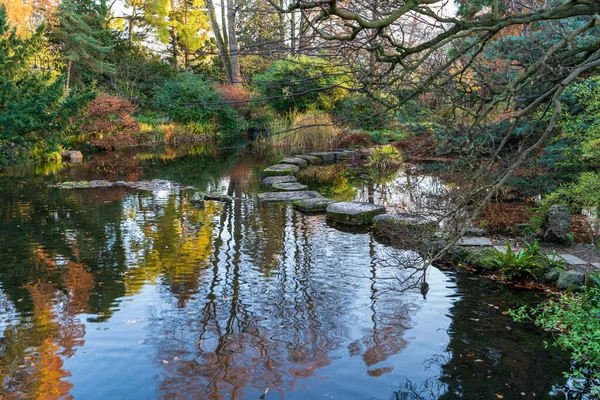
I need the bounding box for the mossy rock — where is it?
[262,176,297,187]
[544,267,565,284]
[204,193,233,203]
[272,182,308,192]
[190,192,205,208]
[296,155,322,165]
[326,202,386,225]
[258,191,323,202]
[263,164,300,176]
[373,213,439,240]
[293,198,338,213]
[280,157,308,168]
[556,270,585,290]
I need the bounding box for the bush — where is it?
[367,145,403,176]
[74,93,140,151]
[473,240,560,280]
[154,72,243,134]
[332,131,374,149]
[253,56,348,114]
[511,285,600,395]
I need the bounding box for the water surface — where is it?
[0,148,577,399]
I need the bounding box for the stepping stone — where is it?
[280,157,308,168]
[326,202,386,225]
[190,192,205,209]
[464,226,486,237]
[458,237,493,247]
[295,154,322,165]
[373,213,439,239]
[258,191,323,202]
[591,263,600,269]
[309,152,336,163]
[293,198,338,213]
[262,176,297,187]
[204,193,233,203]
[558,254,588,265]
[263,164,300,176]
[272,182,308,192]
[493,245,522,254]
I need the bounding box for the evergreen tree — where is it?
[0,6,95,164]
[50,0,114,89]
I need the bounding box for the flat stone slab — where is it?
[558,254,588,265]
[49,179,194,191]
[262,176,297,187]
[263,164,300,176]
[458,237,493,247]
[293,198,338,213]
[295,154,322,165]
[272,182,308,192]
[258,191,323,202]
[373,213,439,237]
[326,202,386,225]
[493,245,522,254]
[279,157,308,168]
[204,193,234,203]
[591,263,600,269]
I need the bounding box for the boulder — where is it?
[60,150,83,162]
[190,192,205,208]
[279,157,308,168]
[373,213,439,241]
[204,193,234,203]
[293,198,338,213]
[295,155,322,165]
[308,152,336,163]
[326,202,386,225]
[556,270,585,290]
[258,191,323,202]
[263,164,300,176]
[262,176,297,187]
[543,267,565,283]
[272,182,308,192]
[542,204,571,243]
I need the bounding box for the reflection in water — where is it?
[0,149,579,399]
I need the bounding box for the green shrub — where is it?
[367,145,403,176]
[153,72,243,134]
[511,285,600,395]
[253,56,348,114]
[366,129,410,144]
[476,240,549,280]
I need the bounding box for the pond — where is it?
[0,147,581,399]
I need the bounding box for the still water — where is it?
[0,148,577,399]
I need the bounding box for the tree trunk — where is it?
[298,11,308,54]
[66,59,72,91]
[278,0,285,44]
[226,0,242,85]
[206,0,233,82]
[128,5,136,44]
[290,9,296,55]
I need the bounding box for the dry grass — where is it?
[270,112,341,152]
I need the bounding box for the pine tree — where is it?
[0,6,95,164]
[50,0,114,89]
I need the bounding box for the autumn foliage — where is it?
[76,93,140,151]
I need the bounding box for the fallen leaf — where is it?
[494,395,504,399]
